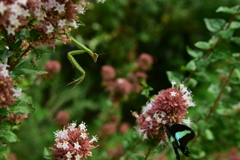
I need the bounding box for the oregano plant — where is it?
[0,0,104,159]
[1,1,240,160]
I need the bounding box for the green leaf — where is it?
[186,60,197,71]
[127,154,145,160]
[230,61,240,69]
[207,84,220,96]
[211,46,232,60]
[196,59,209,71]
[231,68,240,84]
[0,129,18,143]
[229,21,240,29]
[194,41,211,50]
[204,18,226,32]
[166,71,183,84]
[0,108,9,117]
[191,150,206,159]
[186,46,203,58]
[0,47,14,59]
[32,48,43,60]
[9,99,35,115]
[195,72,210,82]
[205,129,214,140]
[185,78,197,88]
[12,59,47,75]
[231,37,240,45]
[43,148,52,159]
[141,86,153,98]
[216,5,240,14]
[216,29,234,40]
[11,40,22,49]
[30,29,41,41]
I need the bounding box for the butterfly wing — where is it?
[170,124,195,156]
[165,125,181,160]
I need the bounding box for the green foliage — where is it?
[0,0,239,160]
[12,59,47,75]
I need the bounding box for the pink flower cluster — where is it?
[98,114,130,139]
[0,64,28,124]
[52,122,98,160]
[101,53,153,102]
[0,64,21,108]
[0,0,103,47]
[55,110,70,128]
[133,82,195,142]
[7,113,28,124]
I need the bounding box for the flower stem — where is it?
[8,45,31,71]
[184,6,240,84]
[144,146,152,160]
[206,67,235,121]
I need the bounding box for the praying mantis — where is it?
[66,32,98,89]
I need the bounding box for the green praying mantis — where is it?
[66,32,98,89]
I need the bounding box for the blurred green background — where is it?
[11,0,240,159]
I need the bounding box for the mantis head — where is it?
[92,53,98,62]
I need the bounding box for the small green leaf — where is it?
[195,72,210,82]
[230,61,240,69]
[166,71,183,84]
[32,48,43,60]
[196,59,209,71]
[185,78,197,88]
[231,68,240,84]
[216,29,234,40]
[211,46,232,60]
[0,108,9,117]
[0,129,18,143]
[232,53,240,57]
[9,99,35,115]
[231,37,240,45]
[204,18,226,32]
[127,154,145,160]
[30,29,41,41]
[186,46,203,58]
[0,47,14,59]
[12,59,47,75]
[141,86,153,98]
[229,21,240,29]
[11,40,22,49]
[216,5,240,14]
[191,150,206,159]
[43,148,52,159]
[205,129,214,140]
[208,84,220,95]
[194,41,211,50]
[186,60,197,71]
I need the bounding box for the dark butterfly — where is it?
[165,124,195,160]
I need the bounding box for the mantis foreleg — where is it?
[67,50,86,86]
[66,32,98,88]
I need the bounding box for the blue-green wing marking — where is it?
[171,124,195,147]
[170,136,175,143]
[175,130,192,146]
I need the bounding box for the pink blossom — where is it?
[45,60,61,74]
[101,65,116,80]
[137,53,153,71]
[55,111,70,128]
[7,113,28,124]
[52,122,98,160]
[134,82,195,142]
[0,65,16,108]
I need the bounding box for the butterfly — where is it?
[165,124,195,160]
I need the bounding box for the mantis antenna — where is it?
[66,31,98,89]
